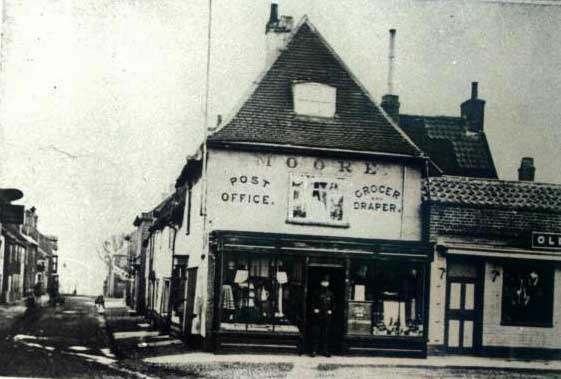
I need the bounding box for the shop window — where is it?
[220,253,304,333]
[287,174,348,227]
[501,263,554,327]
[347,260,426,337]
[293,82,336,118]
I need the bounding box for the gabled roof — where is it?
[424,176,561,213]
[400,115,497,178]
[209,19,423,158]
[2,224,27,246]
[37,232,56,257]
[149,186,187,232]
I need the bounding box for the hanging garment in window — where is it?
[221,284,236,311]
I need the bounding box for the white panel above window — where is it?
[293,82,336,118]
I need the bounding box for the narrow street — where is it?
[0,295,139,379]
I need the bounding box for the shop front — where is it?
[211,231,432,357]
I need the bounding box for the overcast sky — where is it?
[1,0,560,295]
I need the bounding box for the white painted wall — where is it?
[150,227,174,314]
[428,250,447,347]
[184,148,425,338]
[206,149,423,240]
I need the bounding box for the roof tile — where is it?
[209,21,421,157]
[424,176,561,213]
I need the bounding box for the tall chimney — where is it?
[265,2,293,67]
[266,3,279,33]
[461,81,486,132]
[381,29,400,123]
[471,82,478,100]
[518,157,535,181]
[387,28,396,95]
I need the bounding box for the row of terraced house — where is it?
[122,5,561,359]
[0,192,59,304]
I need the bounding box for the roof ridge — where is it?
[210,17,424,158]
[402,114,464,121]
[302,20,425,157]
[430,175,561,188]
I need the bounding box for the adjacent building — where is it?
[424,160,561,358]
[0,206,58,303]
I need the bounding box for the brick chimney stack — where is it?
[265,2,293,67]
[461,82,486,132]
[381,29,400,123]
[518,157,535,181]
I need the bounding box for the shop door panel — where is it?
[446,278,480,353]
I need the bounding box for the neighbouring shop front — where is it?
[425,175,561,359]
[211,231,433,357]
[437,238,561,358]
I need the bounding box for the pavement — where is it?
[103,299,189,360]
[2,296,560,378]
[102,302,561,378]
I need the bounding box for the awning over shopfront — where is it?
[438,240,561,262]
[211,230,434,261]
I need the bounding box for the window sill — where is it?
[292,112,339,123]
[500,322,553,328]
[286,219,349,229]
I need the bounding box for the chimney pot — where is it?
[266,3,279,33]
[461,82,485,132]
[264,3,292,67]
[381,29,399,122]
[471,82,478,100]
[518,157,535,181]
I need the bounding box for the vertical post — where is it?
[342,257,350,353]
[387,29,396,95]
[200,0,213,216]
[301,256,309,354]
[423,262,431,357]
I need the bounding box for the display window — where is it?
[347,260,426,337]
[501,263,554,327]
[220,253,305,333]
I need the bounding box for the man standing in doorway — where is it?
[310,275,335,357]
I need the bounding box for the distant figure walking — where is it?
[47,277,60,307]
[33,280,43,307]
[95,295,105,312]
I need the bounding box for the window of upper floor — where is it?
[292,82,336,118]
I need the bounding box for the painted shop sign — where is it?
[257,154,379,175]
[352,184,402,213]
[220,175,275,206]
[532,232,561,250]
[207,151,417,238]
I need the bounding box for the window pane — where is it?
[449,283,461,310]
[348,260,425,337]
[448,320,460,347]
[293,82,336,118]
[463,320,473,348]
[501,263,553,326]
[220,253,303,333]
[465,283,475,311]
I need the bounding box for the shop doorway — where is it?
[445,260,483,354]
[305,265,346,354]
